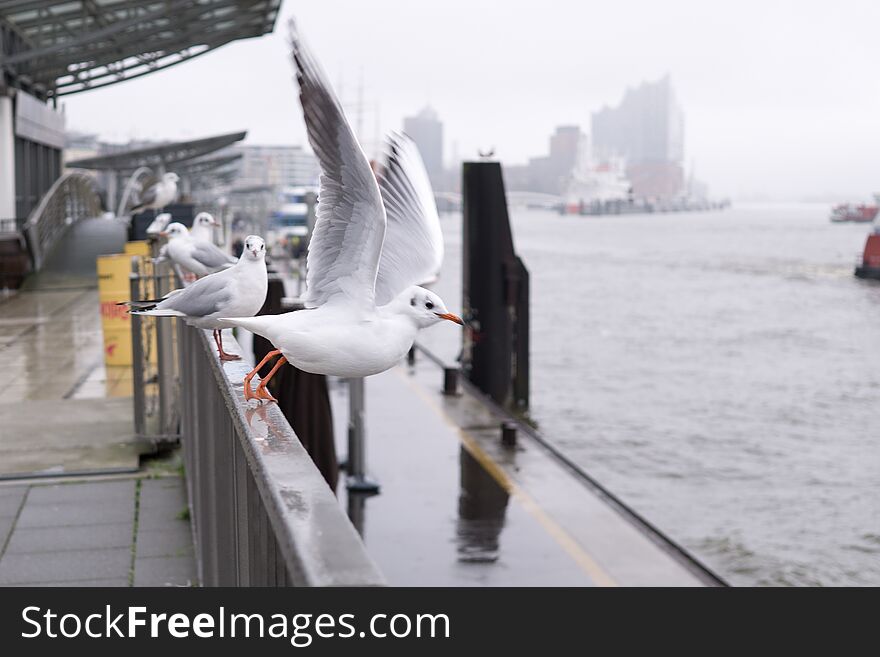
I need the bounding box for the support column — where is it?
[0,93,16,221]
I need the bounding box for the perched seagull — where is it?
[189,212,221,242]
[145,212,172,237]
[130,172,179,215]
[121,235,268,361]
[221,20,461,403]
[160,222,236,278]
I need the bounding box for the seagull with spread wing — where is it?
[221,20,460,403]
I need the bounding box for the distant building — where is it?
[231,144,318,188]
[592,76,685,199]
[517,125,588,195]
[403,106,444,187]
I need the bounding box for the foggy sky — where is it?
[62,0,880,200]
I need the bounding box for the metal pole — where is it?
[154,261,175,436]
[346,377,379,493]
[129,257,146,438]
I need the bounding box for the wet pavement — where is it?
[0,476,195,586]
[0,287,148,477]
[329,353,707,586]
[0,230,197,586]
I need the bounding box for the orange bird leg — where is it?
[254,356,287,403]
[215,329,241,361]
[243,349,281,401]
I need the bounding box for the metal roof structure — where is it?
[176,152,242,177]
[66,130,246,171]
[0,0,281,98]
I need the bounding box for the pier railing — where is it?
[175,321,384,586]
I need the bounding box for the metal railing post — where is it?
[154,260,176,436]
[346,377,379,493]
[129,257,146,437]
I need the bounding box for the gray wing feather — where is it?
[190,241,235,269]
[138,183,159,208]
[375,132,444,305]
[157,274,231,317]
[290,19,386,309]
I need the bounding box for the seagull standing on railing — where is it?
[130,172,179,215]
[121,235,268,361]
[220,19,460,403]
[158,222,236,278]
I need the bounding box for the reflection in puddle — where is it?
[457,447,509,563]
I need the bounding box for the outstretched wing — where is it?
[374,131,444,305]
[290,19,386,309]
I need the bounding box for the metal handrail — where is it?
[22,169,102,269]
[116,166,154,219]
[176,321,385,586]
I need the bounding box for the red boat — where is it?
[854,233,880,280]
[830,202,879,223]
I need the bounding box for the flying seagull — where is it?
[130,172,179,215]
[221,20,461,402]
[121,235,268,361]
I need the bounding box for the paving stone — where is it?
[16,500,134,528]
[137,481,189,531]
[133,556,196,587]
[27,480,135,506]
[0,516,14,546]
[0,491,25,517]
[0,485,29,499]
[0,548,131,584]
[5,523,133,554]
[25,577,129,587]
[135,527,193,559]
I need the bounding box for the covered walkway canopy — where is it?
[0,0,281,99]
[66,130,247,172]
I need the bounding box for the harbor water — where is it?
[419,203,880,586]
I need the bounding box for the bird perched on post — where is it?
[130,172,179,215]
[121,235,268,361]
[221,20,461,403]
[158,222,236,278]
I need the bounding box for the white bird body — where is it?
[221,20,460,400]
[132,173,179,214]
[229,294,424,378]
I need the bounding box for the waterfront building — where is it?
[403,106,444,187]
[592,75,685,199]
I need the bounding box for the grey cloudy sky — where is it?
[63,0,880,200]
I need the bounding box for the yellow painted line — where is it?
[395,368,618,587]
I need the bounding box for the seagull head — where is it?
[399,286,462,329]
[164,172,180,183]
[194,212,219,229]
[160,222,188,239]
[242,235,266,262]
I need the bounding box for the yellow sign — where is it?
[97,253,135,366]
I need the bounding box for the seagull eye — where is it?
[425,301,434,310]
[410,297,416,306]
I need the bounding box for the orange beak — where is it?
[159,231,169,237]
[436,312,464,325]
